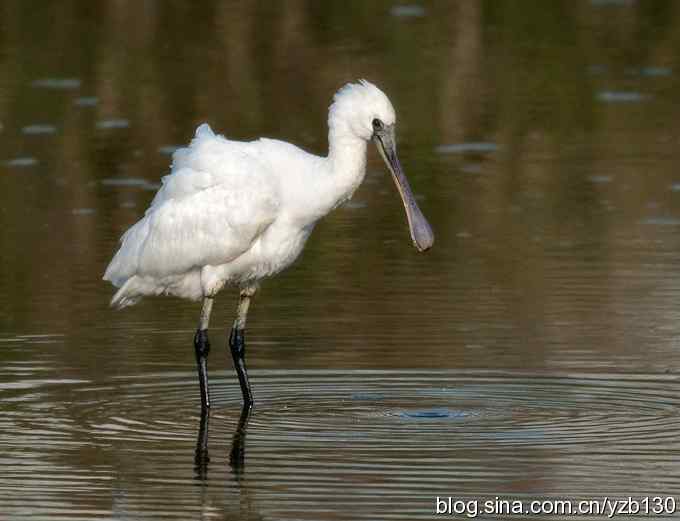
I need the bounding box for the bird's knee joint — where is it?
[240,285,258,298]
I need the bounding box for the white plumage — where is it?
[104,123,284,306]
[104,80,432,308]
[103,80,433,410]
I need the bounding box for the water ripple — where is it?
[2,370,678,520]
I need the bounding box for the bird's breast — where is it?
[228,219,315,283]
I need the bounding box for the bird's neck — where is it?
[291,123,368,225]
[322,126,368,210]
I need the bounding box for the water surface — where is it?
[1,1,680,519]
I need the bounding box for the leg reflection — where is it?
[229,405,251,478]
[193,405,251,482]
[194,408,210,480]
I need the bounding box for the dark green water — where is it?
[1,1,680,519]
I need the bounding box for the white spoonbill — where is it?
[103,80,434,411]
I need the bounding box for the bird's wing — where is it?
[104,124,280,284]
[138,183,277,276]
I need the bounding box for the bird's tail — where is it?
[103,215,153,307]
[110,282,142,309]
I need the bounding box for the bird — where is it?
[103,80,434,412]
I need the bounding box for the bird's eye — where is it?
[372,118,383,131]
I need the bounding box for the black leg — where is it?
[229,327,253,408]
[194,328,211,410]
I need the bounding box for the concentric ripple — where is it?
[2,369,679,520]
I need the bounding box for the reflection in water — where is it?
[194,408,210,481]
[192,406,261,520]
[1,367,678,520]
[2,0,680,519]
[194,405,251,482]
[229,406,251,478]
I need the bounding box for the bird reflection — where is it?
[229,406,251,478]
[193,405,261,519]
[194,405,251,481]
[194,408,211,480]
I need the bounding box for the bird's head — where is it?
[329,80,434,252]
